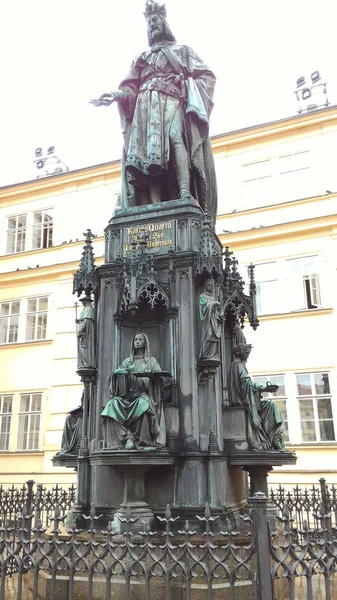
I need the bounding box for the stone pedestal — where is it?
[56,195,296,533]
[90,449,175,529]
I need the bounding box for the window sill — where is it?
[286,442,337,449]
[258,307,333,321]
[0,451,43,455]
[0,339,52,349]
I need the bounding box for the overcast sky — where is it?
[1,0,336,187]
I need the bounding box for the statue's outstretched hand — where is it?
[89,92,117,107]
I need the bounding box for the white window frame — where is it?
[0,300,21,344]
[239,148,315,210]
[32,210,53,250]
[5,209,53,255]
[25,297,48,341]
[17,393,42,451]
[0,297,49,345]
[6,214,27,254]
[254,262,278,315]
[296,372,335,443]
[250,371,336,445]
[286,256,322,311]
[0,395,13,451]
[250,254,323,316]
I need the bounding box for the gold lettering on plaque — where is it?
[124,220,173,253]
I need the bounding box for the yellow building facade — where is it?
[216,105,337,488]
[1,105,337,488]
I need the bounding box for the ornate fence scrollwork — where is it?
[1,480,337,599]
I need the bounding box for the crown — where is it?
[144,1,167,18]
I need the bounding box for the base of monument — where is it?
[88,449,176,531]
[111,501,155,533]
[14,571,260,600]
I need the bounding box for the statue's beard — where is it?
[147,21,176,46]
[149,29,167,44]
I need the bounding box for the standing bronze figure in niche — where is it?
[76,296,95,370]
[101,333,167,450]
[199,279,224,361]
[91,0,217,216]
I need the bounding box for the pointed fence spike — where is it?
[90,503,96,519]
[126,505,132,521]
[204,503,211,519]
[165,504,171,520]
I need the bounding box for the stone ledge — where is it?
[227,450,297,468]
[90,449,175,467]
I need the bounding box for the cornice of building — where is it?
[218,192,337,221]
[2,106,337,204]
[218,213,337,250]
[0,253,105,288]
[0,161,121,207]
[212,104,337,152]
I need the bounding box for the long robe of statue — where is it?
[93,0,217,217]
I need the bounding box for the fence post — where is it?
[320,478,329,512]
[250,491,274,600]
[25,480,34,514]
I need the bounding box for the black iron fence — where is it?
[0,480,76,528]
[0,480,337,599]
[270,478,337,530]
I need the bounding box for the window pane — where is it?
[8,217,17,229]
[28,414,40,449]
[242,159,271,181]
[320,420,335,442]
[0,304,10,316]
[301,420,317,442]
[27,299,37,313]
[317,398,333,420]
[33,212,43,225]
[299,398,314,419]
[6,231,15,254]
[254,262,276,281]
[0,415,11,451]
[11,302,20,315]
[297,374,312,395]
[256,281,279,315]
[269,375,285,397]
[31,394,42,412]
[16,229,26,252]
[32,228,42,249]
[20,395,31,412]
[17,215,27,228]
[25,314,36,341]
[0,320,8,344]
[314,373,330,395]
[17,415,29,450]
[38,297,48,311]
[37,314,47,339]
[2,396,13,413]
[8,317,19,343]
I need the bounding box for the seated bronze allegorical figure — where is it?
[101,333,167,450]
[227,331,284,452]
